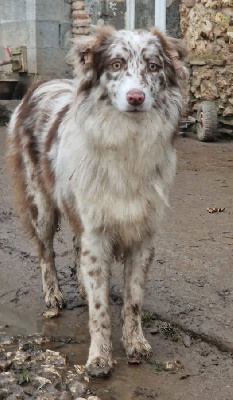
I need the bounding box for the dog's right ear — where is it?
[66,36,98,82]
[66,26,115,83]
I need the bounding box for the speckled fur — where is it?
[7,26,186,378]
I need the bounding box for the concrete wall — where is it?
[135,0,155,29]
[85,0,126,30]
[36,0,71,76]
[166,0,181,38]
[0,0,71,78]
[0,0,37,75]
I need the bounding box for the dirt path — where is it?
[0,125,233,399]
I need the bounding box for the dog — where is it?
[7,26,186,378]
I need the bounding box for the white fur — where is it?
[8,27,186,378]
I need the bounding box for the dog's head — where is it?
[67,27,187,113]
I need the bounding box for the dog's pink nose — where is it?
[126,89,145,106]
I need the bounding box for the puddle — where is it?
[0,304,162,399]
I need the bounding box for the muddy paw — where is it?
[125,338,152,359]
[86,357,112,379]
[45,288,64,310]
[43,307,59,319]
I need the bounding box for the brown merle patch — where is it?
[42,104,69,193]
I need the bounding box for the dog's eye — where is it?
[148,63,160,72]
[112,61,122,71]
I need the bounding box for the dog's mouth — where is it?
[125,106,145,113]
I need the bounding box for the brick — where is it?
[72,1,85,10]
[72,18,91,28]
[72,11,89,19]
[72,26,90,35]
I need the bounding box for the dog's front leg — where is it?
[122,238,155,359]
[80,232,113,378]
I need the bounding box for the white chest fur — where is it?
[55,107,176,243]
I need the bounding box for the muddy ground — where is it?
[0,124,233,399]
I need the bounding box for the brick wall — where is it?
[71,0,91,35]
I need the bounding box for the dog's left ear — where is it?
[166,37,188,81]
[150,28,188,82]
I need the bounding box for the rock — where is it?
[200,81,219,100]
[181,0,195,7]
[223,106,233,116]
[43,349,67,366]
[60,393,72,400]
[74,398,86,400]
[183,335,192,348]
[0,371,17,388]
[0,336,14,345]
[0,359,13,371]
[87,397,101,400]
[68,380,87,396]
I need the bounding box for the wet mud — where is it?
[0,126,233,399]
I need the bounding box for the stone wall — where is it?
[180,0,233,116]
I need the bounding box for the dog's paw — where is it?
[85,357,113,379]
[124,337,152,359]
[45,287,64,310]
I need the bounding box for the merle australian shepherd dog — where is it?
[7,26,187,378]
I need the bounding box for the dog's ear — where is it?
[150,28,188,83]
[165,37,188,81]
[66,26,115,83]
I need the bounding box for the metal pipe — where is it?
[0,60,12,67]
[154,0,166,32]
[126,0,135,30]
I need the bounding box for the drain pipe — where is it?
[0,47,12,67]
[126,0,135,30]
[154,0,166,32]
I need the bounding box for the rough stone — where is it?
[180,0,233,115]
[223,106,233,115]
[181,0,195,7]
[68,380,87,396]
[87,397,101,400]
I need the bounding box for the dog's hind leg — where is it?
[122,238,155,359]
[37,218,64,314]
[28,191,64,314]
